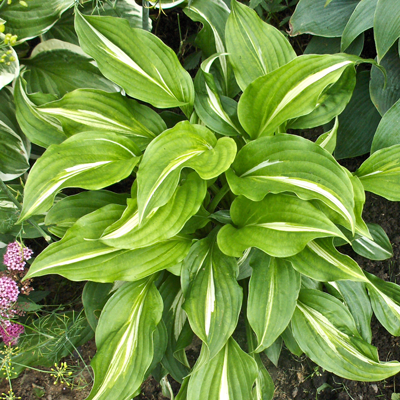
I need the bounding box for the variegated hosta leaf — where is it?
[137,121,236,222]
[238,54,360,139]
[0,0,74,41]
[217,194,347,258]
[293,289,400,381]
[74,9,194,114]
[18,131,141,222]
[226,0,295,91]
[182,232,242,359]
[365,272,400,336]
[101,172,207,249]
[14,76,66,147]
[248,251,300,352]
[150,0,186,9]
[352,223,393,261]
[37,89,166,150]
[45,190,129,238]
[25,205,192,282]
[315,116,338,154]
[87,278,162,400]
[226,135,356,233]
[194,54,243,136]
[159,276,191,382]
[0,39,19,90]
[287,238,367,282]
[252,359,274,400]
[355,144,400,201]
[187,338,258,400]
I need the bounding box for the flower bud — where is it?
[0,25,5,33]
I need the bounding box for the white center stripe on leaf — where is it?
[359,170,383,178]
[205,261,216,336]
[102,211,140,240]
[240,160,282,177]
[91,138,139,157]
[219,345,230,400]
[253,222,336,235]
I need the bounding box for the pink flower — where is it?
[0,276,19,308]
[3,242,33,271]
[0,323,24,345]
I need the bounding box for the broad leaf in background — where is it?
[293,289,400,381]
[87,278,162,400]
[42,9,77,44]
[26,205,192,282]
[334,70,381,159]
[248,251,300,352]
[374,0,400,61]
[289,0,359,38]
[370,44,400,116]
[352,223,393,261]
[0,0,74,41]
[182,232,242,359]
[74,9,194,114]
[217,194,346,258]
[304,34,364,56]
[137,121,236,222]
[0,36,19,89]
[238,54,358,138]
[18,131,140,221]
[355,144,400,201]
[38,89,166,150]
[226,0,295,91]
[226,135,356,233]
[187,338,258,400]
[22,47,117,98]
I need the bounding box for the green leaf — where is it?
[355,144,400,201]
[217,194,347,258]
[238,54,359,139]
[248,251,300,352]
[226,0,295,91]
[82,282,113,331]
[182,232,242,359]
[263,337,282,367]
[25,205,192,282]
[74,9,194,114]
[0,0,74,41]
[374,0,400,61]
[365,272,400,336]
[304,34,364,56]
[87,278,162,400]
[137,121,236,221]
[293,289,400,381]
[287,238,367,282]
[19,131,140,221]
[41,9,78,44]
[38,89,166,150]
[101,172,207,249]
[22,48,117,98]
[0,39,19,89]
[45,190,129,238]
[225,135,356,233]
[289,0,359,38]
[187,338,258,400]
[315,116,338,154]
[281,326,303,357]
[352,223,393,261]
[341,0,377,51]
[334,70,381,159]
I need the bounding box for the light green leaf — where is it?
[38,89,166,150]
[315,116,338,154]
[287,238,367,282]
[74,9,194,114]
[374,0,400,61]
[248,251,300,352]
[341,0,377,51]
[137,121,236,221]
[355,144,400,201]
[289,0,359,38]
[101,172,207,249]
[19,131,140,221]
[252,362,274,400]
[293,289,400,381]
[150,0,186,9]
[225,135,356,233]
[187,338,258,400]
[0,39,19,89]
[225,0,295,91]
[217,194,347,258]
[25,205,192,282]
[87,278,162,400]
[238,54,359,139]
[365,272,400,336]
[182,231,242,359]
[0,0,74,41]
[22,47,117,98]
[352,223,393,261]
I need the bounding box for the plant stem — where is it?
[142,0,150,31]
[208,183,230,213]
[0,179,52,243]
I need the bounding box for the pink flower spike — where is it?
[0,323,24,345]
[3,241,33,271]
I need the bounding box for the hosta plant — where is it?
[8,0,400,398]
